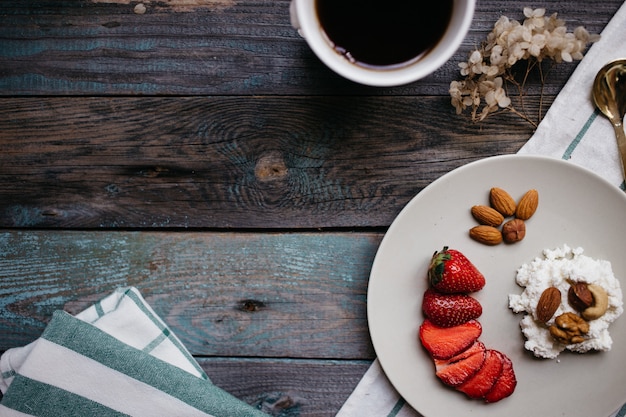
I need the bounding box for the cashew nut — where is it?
[582,284,609,320]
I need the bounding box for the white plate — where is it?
[367,155,626,417]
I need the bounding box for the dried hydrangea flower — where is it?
[450,8,599,126]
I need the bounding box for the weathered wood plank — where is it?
[198,358,371,417]
[0,230,380,359]
[0,95,539,228]
[0,0,620,95]
[0,357,375,415]
[0,357,371,415]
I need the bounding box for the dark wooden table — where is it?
[1,1,623,415]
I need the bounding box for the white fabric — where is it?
[0,287,268,417]
[75,286,206,379]
[0,287,205,389]
[338,2,626,416]
[13,339,211,417]
[518,1,626,188]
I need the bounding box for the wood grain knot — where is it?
[238,299,265,312]
[271,395,296,409]
[256,393,305,414]
[255,152,287,182]
[144,166,171,177]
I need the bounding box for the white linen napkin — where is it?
[337,2,626,416]
[0,287,268,417]
[517,2,626,189]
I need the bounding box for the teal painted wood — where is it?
[0,0,620,96]
[0,230,381,359]
[0,96,535,229]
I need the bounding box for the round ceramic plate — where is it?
[367,155,626,417]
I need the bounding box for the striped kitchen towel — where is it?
[337,1,626,417]
[0,287,268,417]
[517,0,626,189]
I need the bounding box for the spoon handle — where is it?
[612,120,626,182]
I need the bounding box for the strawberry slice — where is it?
[435,341,486,386]
[422,289,482,327]
[456,349,503,399]
[419,319,482,360]
[428,247,486,293]
[484,351,517,403]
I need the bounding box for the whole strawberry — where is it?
[422,289,483,327]
[428,246,485,293]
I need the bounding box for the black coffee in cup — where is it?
[316,0,454,69]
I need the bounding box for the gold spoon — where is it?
[592,58,626,182]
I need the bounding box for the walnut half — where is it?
[549,312,589,344]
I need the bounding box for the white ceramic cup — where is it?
[290,0,475,87]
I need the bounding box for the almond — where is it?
[489,187,516,217]
[515,189,539,220]
[536,287,561,323]
[469,225,503,246]
[471,205,504,227]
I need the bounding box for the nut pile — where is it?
[509,245,623,358]
[469,187,538,245]
[536,281,610,345]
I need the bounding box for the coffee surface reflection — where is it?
[316,0,454,69]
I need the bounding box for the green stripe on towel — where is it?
[562,109,625,191]
[562,110,598,160]
[94,300,105,318]
[1,369,16,380]
[122,288,209,380]
[142,327,170,353]
[2,375,129,417]
[386,398,405,417]
[41,311,266,417]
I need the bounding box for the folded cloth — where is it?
[517,1,626,189]
[0,287,268,417]
[337,2,626,416]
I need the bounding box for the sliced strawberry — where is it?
[428,247,486,293]
[484,351,517,403]
[422,289,482,327]
[457,349,503,399]
[419,319,482,360]
[435,340,486,370]
[435,341,486,387]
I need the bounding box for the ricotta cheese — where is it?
[509,244,623,359]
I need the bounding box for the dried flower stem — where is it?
[449,8,600,127]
